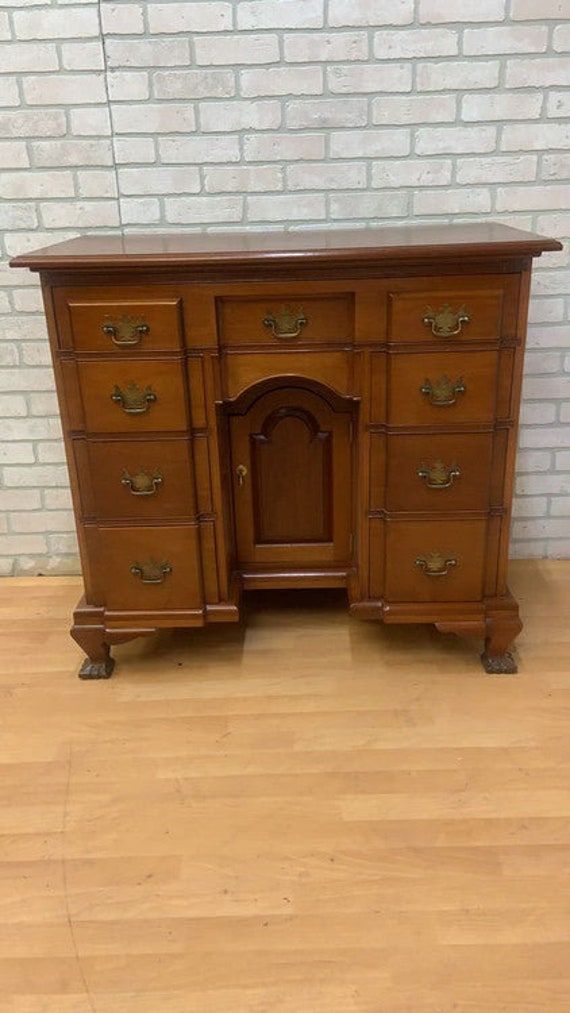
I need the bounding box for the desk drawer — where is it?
[55,288,183,352]
[77,439,195,520]
[388,350,497,426]
[95,524,203,611]
[385,518,487,602]
[388,280,507,344]
[77,360,188,433]
[218,293,354,347]
[386,432,493,512]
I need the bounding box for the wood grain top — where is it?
[11,222,562,272]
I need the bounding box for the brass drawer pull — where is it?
[420,375,466,407]
[417,460,461,489]
[122,469,163,496]
[111,382,157,415]
[102,316,150,347]
[415,552,457,577]
[423,303,470,338]
[130,560,172,584]
[263,306,308,340]
[235,464,248,487]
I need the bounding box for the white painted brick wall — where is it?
[0,0,569,574]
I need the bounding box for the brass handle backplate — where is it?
[417,460,461,489]
[415,552,458,577]
[122,469,163,496]
[111,382,157,415]
[420,375,466,407]
[236,464,248,487]
[130,560,172,584]
[263,306,308,340]
[423,303,470,338]
[102,316,150,347]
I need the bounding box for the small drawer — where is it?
[388,350,498,426]
[94,524,203,611]
[56,290,183,353]
[385,519,487,602]
[217,293,354,346]
[77,360,188,433]
[386,432,493,512]
[388,282,505,344]
[76,439,196,520]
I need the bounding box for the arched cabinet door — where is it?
[228,387,353,568]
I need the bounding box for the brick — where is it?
[10,510,74,533]
[521,403,557,425]
[100,4,144,34]
[457,155,537,184]
[374,29,458,60]
[200,100,281,132]
[114,137,156,163]
[528,298,564,323]
[525,351,562,374]
[0,442,34,464]
[154,70,235,99]
[69,107,112,136]
[553,25,570,52]
[0,142,29,169]
[0,171,74,199]
[520,427,570,449]
[287,162,366,190]
[372,159,452,188]
[512,497,547,518]
[523,376,570,399]
[40,201,120,229]
[240,67,323,97]
[531,271,570,296]
[0,396,27,418]
[464,26,548,55]
[283,32,368,62]
[112,104,196,134]
[12,289,43,312]
[506,58,570,88]
[0,42,58,73]
[516,450,552,473]
[165,196,243,224]
[416,125,496,155]
[340,129,413,159]
[204,165,283,193]
[0,204,37,229]
[513,519,570,540]
[3,465,69,488]
[547,92,570,119]
[330,192,408,219]
[328,64,411,94]
[372,94,456,124]
[462,92,543,122]
[43,489,73,510]
[512,0,567,17]
[32,139,113,167]
[61,42,104,71]
[118,166,199,196]
[417,60,499,91]
[0,490,42,511]
[0,534,48,554]
[419,0,506,20]
[1,80,20,108]
[148,3,232,33]
[555,452,570,470]
[502,123,570,151]
[108,71,150,102]
[159,136,240,163]
[120,198,161,224]
[194,35,279,66]
[243,133,325,162]
[414,188,492,214]
[329,0,413,26]
[237,0,323,29]
[550,497,570,517]
[0,109,66,139]
[286,99,367,129]
[23,74,106,106]
[106,38,190,68]
[13,7,98,39]
[497,185,570,212]
[0,11,8,39]
[247,194,326,221]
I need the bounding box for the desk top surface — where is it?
[11,222,561,272]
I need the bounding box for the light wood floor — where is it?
[0,561,570,1012]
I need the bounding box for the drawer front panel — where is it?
[218,293,354,347]
[78,360,188,433]
[385,519,487,602]
[61,293,183,352]
[388,350,497,426]
[79,439,195,520]
[388,283,505,344]
[386,432,493,512]
[96,525,203,611]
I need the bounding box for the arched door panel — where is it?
[228,387,353,567]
